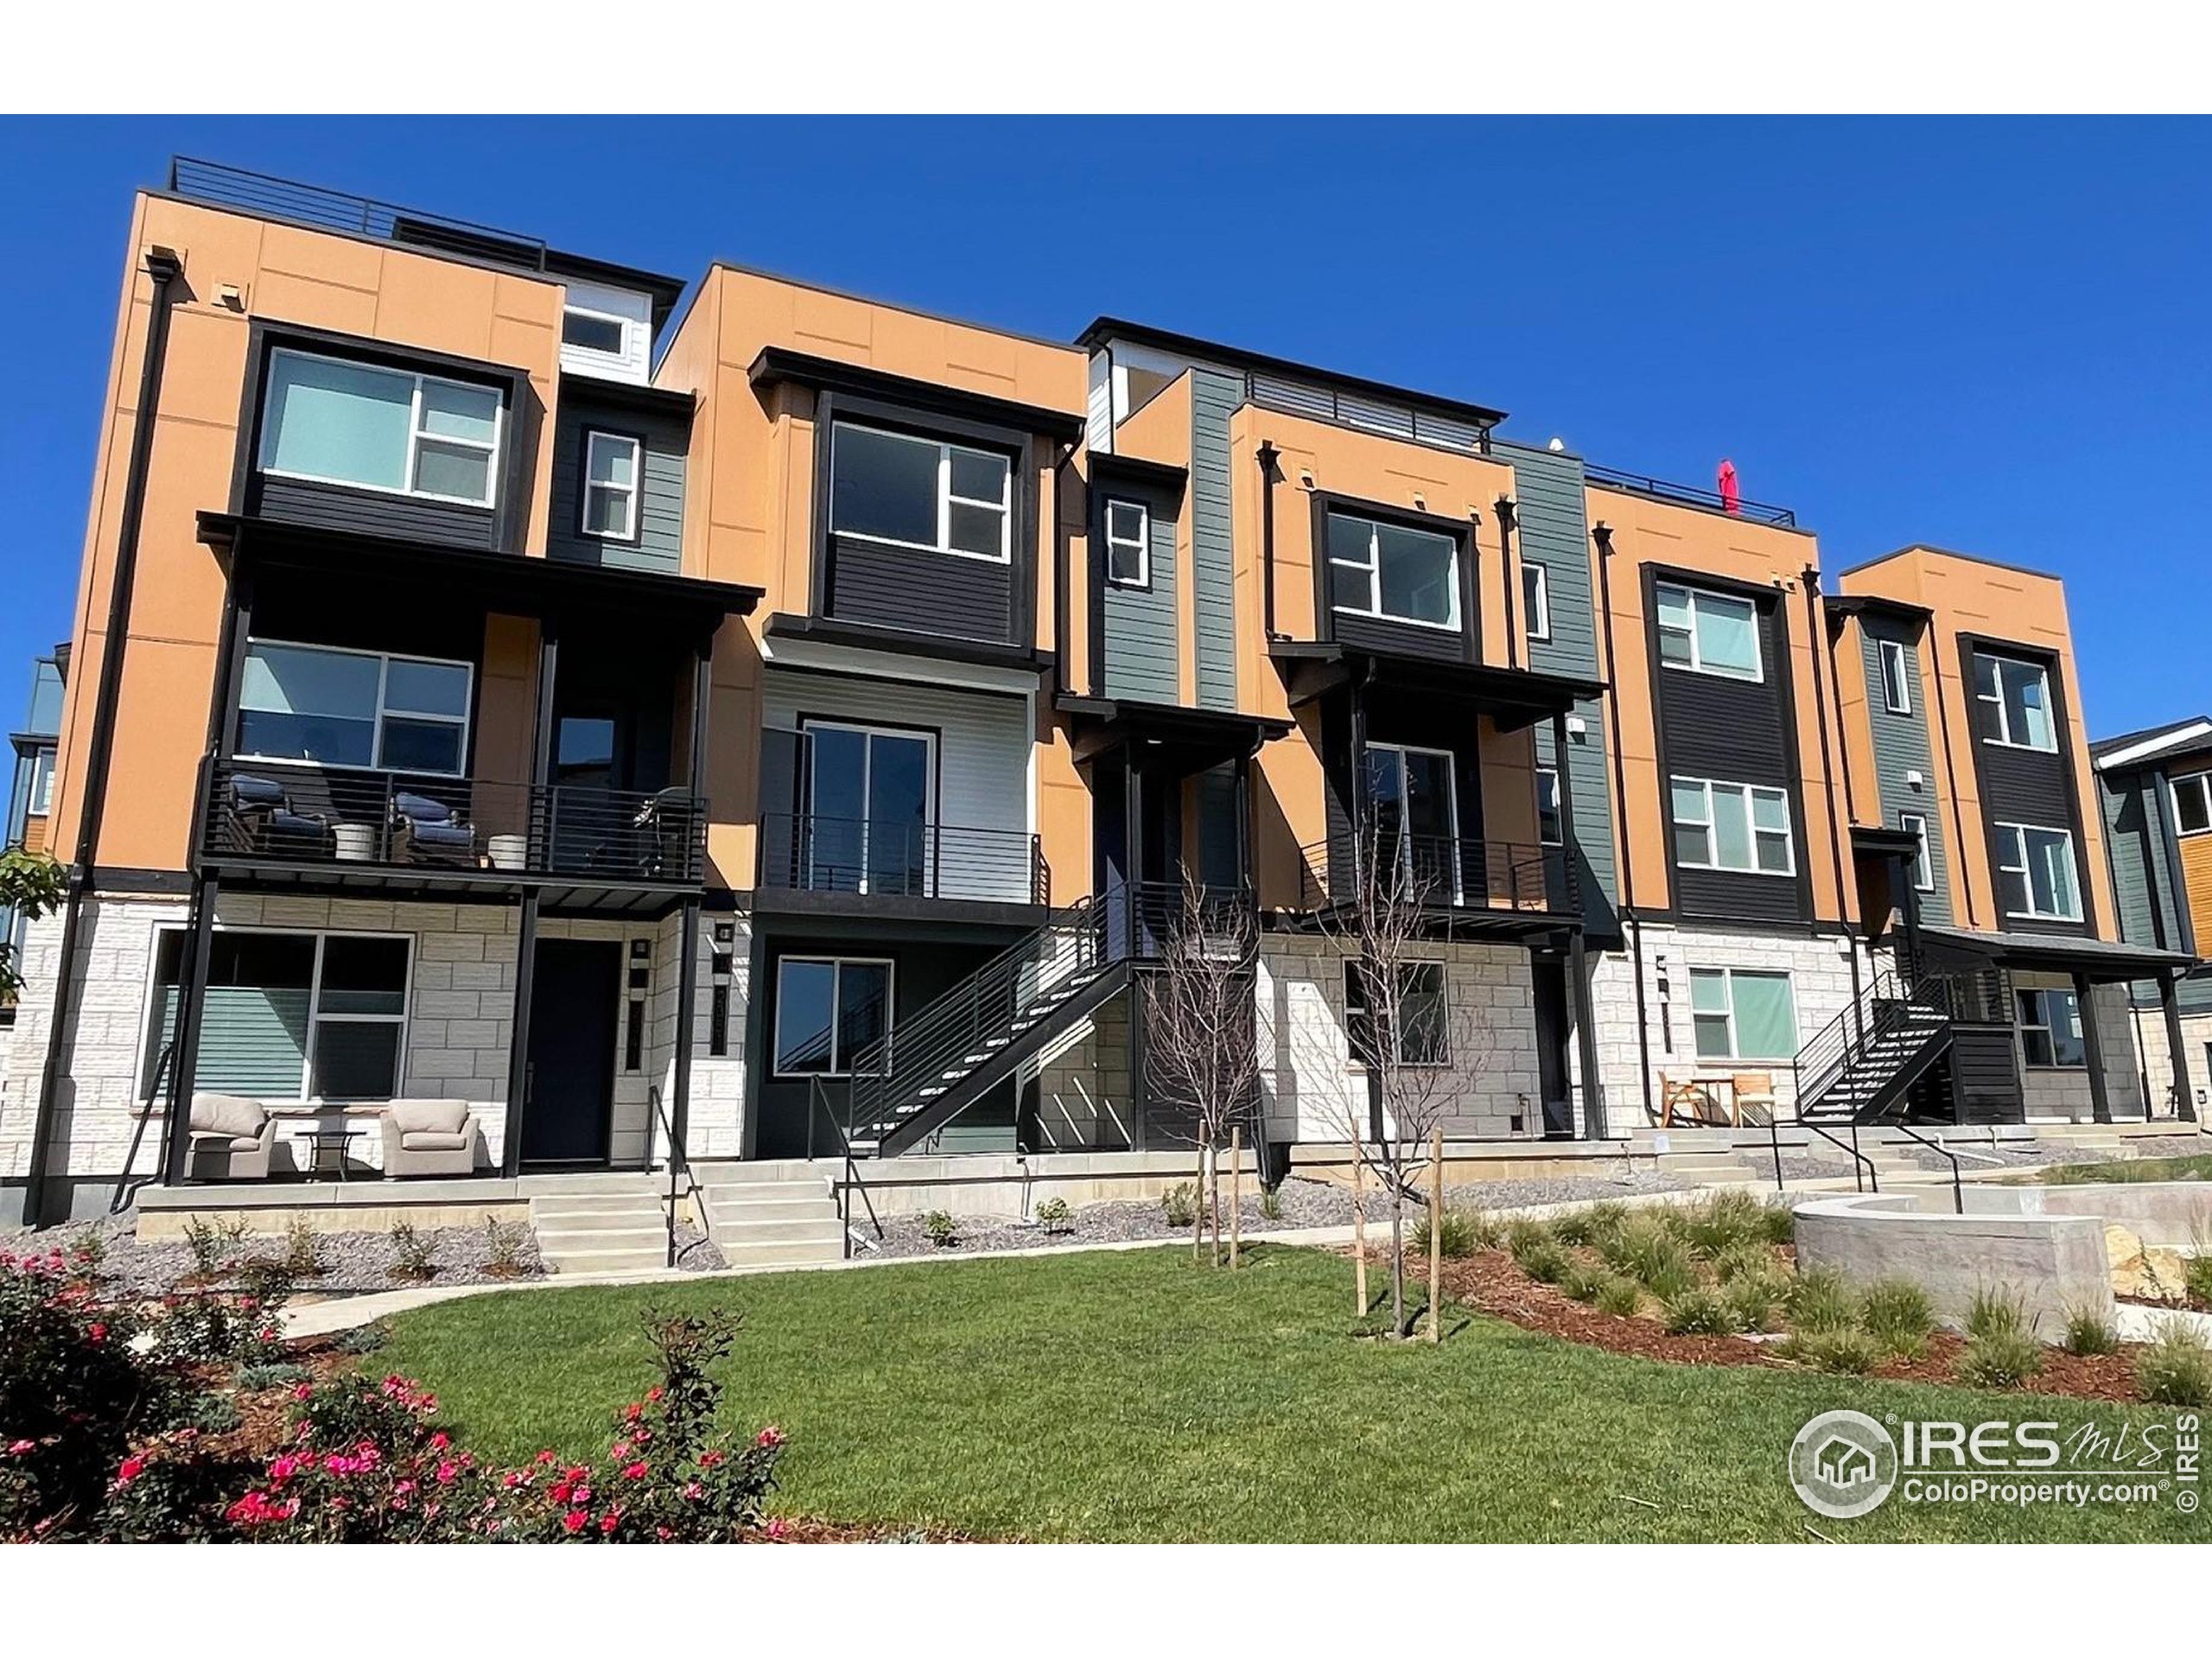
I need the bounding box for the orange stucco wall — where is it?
[46,194,569,877]
[1586,486,1853,925]
[1840,547,2116,937]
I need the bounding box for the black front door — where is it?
[521,938,620,1166]
[1532,956,1574,1138]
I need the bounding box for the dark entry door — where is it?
[521,938,620,1166]
[1531,957,1575,1139]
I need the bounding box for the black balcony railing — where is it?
[168,157,550,274]
[201,759,704,887]
[1298,835,1560,915]
[1586,461,1797,528]
[756,812,1047,906]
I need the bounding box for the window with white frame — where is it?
[1994,822,2082,921]
[1670,776,1795,875]
[1325,511,1460,631]
[2016,986,2086,1068]
[830,422,1012,563]
[258,349,503,508]
[2171,772,2212,837]
[1103,498,1149,587]
[26,747,54,816]
[143,929,411,1101]
[561,308,629,356]
[1536,766,1561,846]
[1974,652,2056,751]
[772,957,893,1077]
[1655,582,1762,681]
[236,640,473,776]
[1688,967,1798,1060]
[1900,812,1935,892]
[1344,960,1449,1067]
[1878,638,1914,715]
[581,431,641,540]
[1522,562,1551,641]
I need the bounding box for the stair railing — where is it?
[1889,1122,1966,1214]
[1791,970,1951,1126]
[809,1075,882,1258]
[647,1084,699,1269]
[113,1040,176,1213]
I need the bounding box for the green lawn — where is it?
[2040,1152,2212,1185]
[375,1246,2202,1542]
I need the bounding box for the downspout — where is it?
[1256,442,1280,641]
[1592,524,1654,1128]
[1926,623,1978,930]
[25,245,185,1227]
[1496,497,1520,670]
[1800,569,1862,1008]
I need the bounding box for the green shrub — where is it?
[1560,1262,1607,1304]
[1681,1191,1767,1258]
[1464,1210,1505,1250]
[386,1219,435,1281]
[1581,1201,1631,1243]
[2183,1254,2212,1310]
[1414,1208,1483,1261]
[282,1214,327,1278]
[233,1362,310,1391]
[1594,1275,1643,1318]
[2137,1320,2212,1407]
[482,1217,531,1274]
[1033,1197,1073,1236]
[1709,1241,1774,1285]
[1161,1182,1198,1229]
[1256,1187,1283,1223]
[1550,1210,1599,1247]
[2058,1305,2120,1357]
[1606,1217,1698,1298]
[1965,1285,2032,1343]
[181,1215,240,1282]
[1758,1203,1796,1245]
[183,1394,244,1435]
[1788,1268,1859,1334]
[1783,1327,1881,1374]
[67,1229,107,1281]
[1724,1272,1788,1333]
[1661,1285,1738,1336]
[335,1322,390,1356]
[1503,1217,1554,1256]
[1513,1238,1571,1285]
[1859,1279,1936,1360]
[922,1211,959,1248]
[1957,1329,2044,1391]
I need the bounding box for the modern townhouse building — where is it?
[2091,713,2212,1120]
[0,159,2196,1235]
[2,653,67,1099]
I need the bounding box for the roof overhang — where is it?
[1851,825,1924,860]
[2093,717,2212,772]
[1268,642,1603,733]
[1916,924,2198,982]
[1087,451,1190,493]
[1056,695,1289,770]
[762,613,1051,678]
[747,347,1085,441]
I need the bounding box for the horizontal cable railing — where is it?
[201,757,704,885]
[1586,461,1797,528]
[755,812,1046,906]
[1296,836,1560,915]
[168,157,550,272]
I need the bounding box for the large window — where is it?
[1363,741,1461,899]
[1522,562,1551,641]
[236,641,473,776]
[1995,823,2082,921]
[26,747,53,816]
[1103,499,1149,588]
[581,431,640,540]
[1878,638,1914,715]
[1670,776,1795,876]
[2171,772,2212,837]
[1689,967,1798,1061]
[1974,652,2056,751]
[772,957,893,1077]
[804,721,934,895]
[1656,583,1762,681]
[1344,960,1449,1067]
[1900,811,1935,893]
[2017,987,2086,1068]
[143,930,410,1101]
[830,422,1012,563]
[1326,512,1459,632]
[259,349,502,508]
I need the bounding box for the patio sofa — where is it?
[378,1099,484,1176]
[186,1093,279,1179]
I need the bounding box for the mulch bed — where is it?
[1433,1248,2158,1404]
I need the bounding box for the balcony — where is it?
[1295,836,1567,924]
[756,812,1048,908]
[199,759,706,902]
[1586,461,1797,529]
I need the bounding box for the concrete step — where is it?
[712,1217,847,1246]
[716,1237,847,1269]
[701,1195,839,1221]
[531,1207,668,1234]
[529,1190,669,1275]
[535,1225,668,1249]
[696,1179,832,1205]
[526,1190,661,1215]
[536,1244,671,1274]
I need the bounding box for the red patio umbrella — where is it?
[1718,459,1741,515]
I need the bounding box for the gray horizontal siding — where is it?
[249,475,497,551]
[826,537,1014,645]
[1189,370,1240,711]
[1859,620,1951,925]
[1101,484,1179,704]
[547,396,688,575]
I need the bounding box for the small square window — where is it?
[2171,773,2212,838]
[563,309,627,355]
[1344,960,1449,1067]
[582,431,641,541]
[1103,499,1149,587]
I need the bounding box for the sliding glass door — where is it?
[806,721,934,895]
[1362,742,1461,902]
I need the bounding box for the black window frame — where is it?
[1522,561,1551,642]
[1343,958,1450,1069]
[2016,986,2086,1070]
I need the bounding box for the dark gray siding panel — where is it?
[1859,619,1952,924]
[1674,866,1805,925]
[545,394,689,575]
[1980,743,2073,830]
[1100,480,1179,703]
[1189,371,1240,711]
[1331,611,1464,662]
[826,537,1014,644]
[1497,440,1617,910]
[2100,769,2171,950]
[248,476,497,551]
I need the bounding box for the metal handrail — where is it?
[646,1084,699,1270]
[809,1076,883,1258]
[756,811,1047,906]
[1791,970,1950,1123]
[1296,835,1560,915]
[1586,461,1798,528]
[114,1041,176,1213]
[1891,1122,1965,1214]
[168,157,550,272]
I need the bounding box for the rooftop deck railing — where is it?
[168,157,550,274]
[1586,461,1797,528]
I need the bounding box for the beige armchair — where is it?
[187,1093,277,1179]
[378,1099,482,1177]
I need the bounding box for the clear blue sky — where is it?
[3,116,2204,735]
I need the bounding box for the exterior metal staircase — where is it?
[1793,971,1955,1127]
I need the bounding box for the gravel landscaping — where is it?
[857,1168,1688,1260]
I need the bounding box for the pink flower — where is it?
[599,1512,619,1535]
[435,1461,459,1484]
[550,1481,573,1504]
[611,1440,632,1460]
[646,1386,664,1402]
[765,1517,790,1541]
[269,1455,300,1484]
[656,1526,672,1541]
[6,1440,34,1457]
[622,1461,648,1481]
[87,1323,107,1344]
[503,1471,525,1490]
[625,1403,644,1423]
[755,1425,785,1449]
[293,1383,313,1402]
[683,1480,703,1502]
[562,1510,588,1535]
[429,1432,450,1452]
[572,1484,593,1505]
[114,1455,145,1486]
[698,1450,725,1469]
[535,1449,556,1465]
